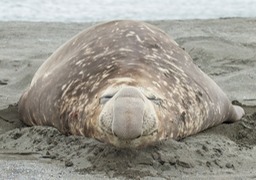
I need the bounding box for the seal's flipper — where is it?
[227,105,245,123]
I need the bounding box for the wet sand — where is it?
[0,18,256,179]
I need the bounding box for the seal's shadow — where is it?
[204,105,256,147]
[0,104,25,134]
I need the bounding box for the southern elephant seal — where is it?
[18,20,244,148]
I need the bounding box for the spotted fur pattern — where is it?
[18,20,244,148]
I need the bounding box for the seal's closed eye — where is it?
[146,94,163,106]
[99,95,113,104]
[147,94,157,100]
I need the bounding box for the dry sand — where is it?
[0,18,256,179]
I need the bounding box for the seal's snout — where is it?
[99,86,159,147]
[112,87,145,140]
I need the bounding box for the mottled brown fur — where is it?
[18,20,244,148]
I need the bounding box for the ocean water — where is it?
[0,0,255,22]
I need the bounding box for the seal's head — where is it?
[97,84,165,148]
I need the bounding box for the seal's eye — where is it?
[147,95,163,106]
[99,95,113,104]
[147,94,157,101]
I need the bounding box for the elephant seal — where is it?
[18,20,244,148]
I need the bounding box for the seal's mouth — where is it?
[98,86,160,148]
[104,129,159,148]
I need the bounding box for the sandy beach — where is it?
[0,18,256,179]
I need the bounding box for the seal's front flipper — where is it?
[227,105,245,123]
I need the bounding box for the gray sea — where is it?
[0,0,256,22]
